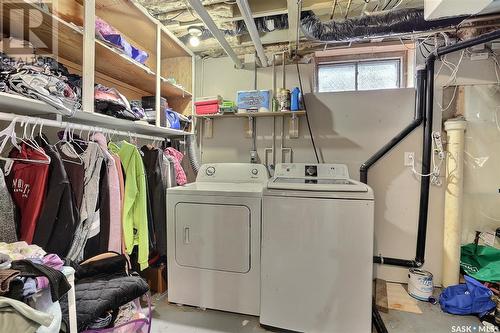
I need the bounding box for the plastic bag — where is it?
[166,110,181,129]
[439,275,496,317]
[461,244,500,283]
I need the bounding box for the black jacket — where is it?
[141,147,167,256]
[32,139,80,257]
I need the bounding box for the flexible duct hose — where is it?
[300,8,464,42]
[186,134,201,174]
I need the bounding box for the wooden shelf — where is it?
[94,0,192,59]
[195,111,307,118]
[1,1,84,64]
[95,41,191,98]
[2,0,193,100]
[0,92,190,137]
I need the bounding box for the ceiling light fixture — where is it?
[188,26,203,47]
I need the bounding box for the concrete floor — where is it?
[150,291,482,333]
[150,295,270,333]
[380,287,481,333]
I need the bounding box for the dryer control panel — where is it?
[197,163,269,184]
[274,163,350,179]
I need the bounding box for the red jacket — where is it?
[8,144,49,243]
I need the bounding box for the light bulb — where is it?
[189,36,200,47]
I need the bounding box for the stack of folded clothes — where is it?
[94,85,145,121]
[0,52,82,116]
[0,40,146,122]
[0,242,72,333]
[95,18,149,65]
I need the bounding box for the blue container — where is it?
[291,87,301,111]
[237,90,271,112]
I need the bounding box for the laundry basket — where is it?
[82,292,152,333]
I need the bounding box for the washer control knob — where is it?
[206,166,216,176]
[251,168,259,176]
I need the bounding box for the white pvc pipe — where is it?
[442,119,467,287]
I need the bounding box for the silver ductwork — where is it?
[300,8,465,42]
[186,134,201,174]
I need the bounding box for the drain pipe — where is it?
[442,119,467,287]
[364,28,500,269]
[418,29,500,265]
[362,68,425,267]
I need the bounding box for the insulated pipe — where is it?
[186,0,243,69]
[236,0,269,67]
[442,119,467,287]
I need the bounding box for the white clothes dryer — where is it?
[167,163,268,316]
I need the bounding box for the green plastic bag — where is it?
[460,243,500,283]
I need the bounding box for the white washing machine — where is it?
[261,163,374,333]
[167,163,268,316]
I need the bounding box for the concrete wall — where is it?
[194,52,500,285]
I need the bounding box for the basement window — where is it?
[317,58,402,92]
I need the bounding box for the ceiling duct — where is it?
[300,8,465,42]
[179,14,289,43]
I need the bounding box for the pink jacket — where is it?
[92,133,122,253]
[164,147,187,186]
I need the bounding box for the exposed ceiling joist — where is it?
[287,0,301,49]
[185,0,243,68]
[236,0,269,67]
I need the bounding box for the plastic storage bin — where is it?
[194,99,220,115]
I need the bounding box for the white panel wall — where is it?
[461,85,500,247]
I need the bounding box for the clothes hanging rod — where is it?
[0,112,166,142]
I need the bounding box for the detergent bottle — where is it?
[291,87,301,111]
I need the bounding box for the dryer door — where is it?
[174,202,251,273]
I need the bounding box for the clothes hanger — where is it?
[18,118,51,162]
[69,125,86,153]
[55,124,84,165]
[0,118,51,175]
[19,119,43,152]
[37,120,50,147]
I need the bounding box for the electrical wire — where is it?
[382,0,393,10]
[409,133,444,179]
[345,0,353,19]
[329,0,338,20]
[391,0,403,10]
[296,62,320,163]
[162,10,186,21]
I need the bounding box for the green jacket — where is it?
[109,141,149,270]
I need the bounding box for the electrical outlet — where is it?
[404,152,415,167]
[470,52,490,61]
[250,150,258,164]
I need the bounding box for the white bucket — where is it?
[408,268,434,301]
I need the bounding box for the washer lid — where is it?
[168,182,265,197]
[267,177,369,193]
